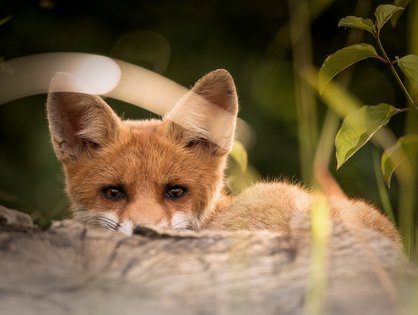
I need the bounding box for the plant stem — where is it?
[288,0,318,185]
[397,107,410,113]
[376,33,416,108]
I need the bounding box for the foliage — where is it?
[320,3,417,179]
[320,1,418,257]
[381,135,418,186]
[334,103,402,169]
[319,44,381,93]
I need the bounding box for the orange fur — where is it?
[47,69,401,245]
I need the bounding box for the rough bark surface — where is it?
[0,205,417,315]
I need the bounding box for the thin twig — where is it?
[376,31,415,108]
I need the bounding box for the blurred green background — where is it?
[0,0,412,226]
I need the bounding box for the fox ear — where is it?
[164,69,238,154]
[47,92,120,161]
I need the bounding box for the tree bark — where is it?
[0,205,417,315]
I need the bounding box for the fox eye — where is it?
[101,186,126,201]
[165,185,188,200]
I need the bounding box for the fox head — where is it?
[47,69,238,234]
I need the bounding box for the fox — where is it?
[46,69,401,244]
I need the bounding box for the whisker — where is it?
[72,210,120,231]
[96,216,117,225]
[97,217,119,230]
[90,217,118,230]
[171,219,191,230]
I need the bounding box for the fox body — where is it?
[47,69,401,244]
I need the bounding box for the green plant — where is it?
[319,2,418,258]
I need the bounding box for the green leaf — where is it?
[397,54,418,88]
[391,0,411,26]
[319,43,380,93]
[373,150,395,222]
[338,16,374,34]
[381,135,418,186]
[335,104,400,169]
[374,4,404,30]
[230,140,248,172]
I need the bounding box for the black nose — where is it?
[132,225,164,239]
[133,225,142,234]
[133,225,157,236]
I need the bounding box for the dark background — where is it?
[0,0,411,226]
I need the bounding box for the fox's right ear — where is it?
[47,87,120,162]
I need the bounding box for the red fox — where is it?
[46,69,401,244]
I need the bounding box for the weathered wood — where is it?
[0,205,417,315]
[0,205,35,230]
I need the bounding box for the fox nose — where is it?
[133,225,161,238]
[133,225,142,234]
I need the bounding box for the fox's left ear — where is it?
[164,69,238,154]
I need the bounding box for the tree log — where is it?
[0,205,417,315]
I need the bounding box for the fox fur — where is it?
[46,69,401,245]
